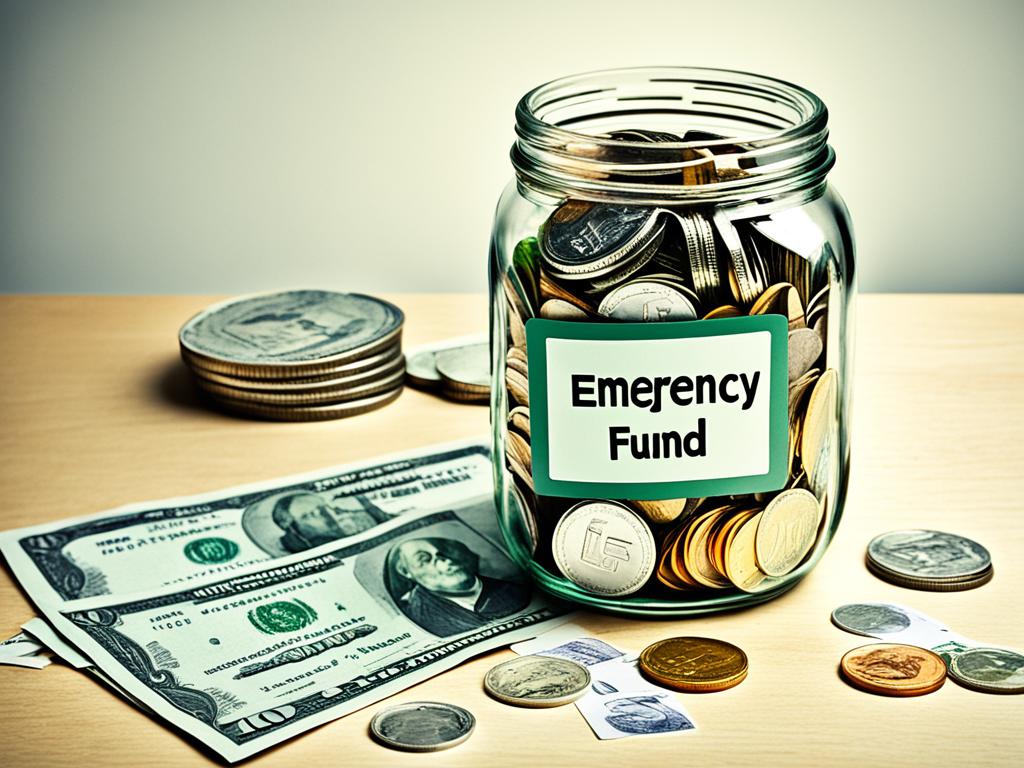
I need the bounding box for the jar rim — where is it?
[512,66,834,205]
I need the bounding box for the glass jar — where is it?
[489,67,854,616]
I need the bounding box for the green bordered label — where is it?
[525,315,789,501]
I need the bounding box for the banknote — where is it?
[0,439,491,608]
[512,625,696,739]
[38,499,567,762]
[0,629,50,669]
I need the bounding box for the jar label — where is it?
[525,315,789,500]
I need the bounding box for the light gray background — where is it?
[1,0,1021,294]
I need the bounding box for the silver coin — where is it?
[541,202,664,278]
[194,366,407,406]
[948,647,1024,694]
[867,530,991,580]
[788,327,823,381]
[405,336,487,389]
[209,385,403,421]
[552,500,656,597]
[831,603,913,637]
[484,655,591,708]
[180,290,403,366]
[597,280,697,322]
[369,701,475,752]
[435,343,490,389]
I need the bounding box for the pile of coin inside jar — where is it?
[501,132,839,599]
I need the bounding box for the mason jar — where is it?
[489,67,854,616]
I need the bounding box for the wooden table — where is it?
[1,294,1022,767]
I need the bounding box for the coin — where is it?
[754,489,821,577]
[628,498,688,525]
[180,290,404,372]
[508,406,531,438]
[787,327,823,381]
[684,506,733,588]
[194,366,406,406]
[948,647,1024,694]
[505,366,530,406]
[509,481,539,554]
[435,343,489,391]
[539,269,593,312]
[189,344,403,386]
[750,282,805,330]
[831,603,913,637]
[552,500,656,597]
[724,510,769,592]
[369,701,475,752]
[865,560,994,592]
[484,655,591,707]
[540,202,665,278]
[703,304,743,319]
[506,430,532,472]
[839,644,946,697]
[677,211,721,305]
[208,385,403,421]
[800,368,838,495]
[540,299,589,320]
[639,636,748,692]
[866,530,991,581]
[597,280,697,322]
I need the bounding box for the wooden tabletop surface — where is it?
[1,294,1022,767]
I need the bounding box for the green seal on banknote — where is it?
[247,599,318,634]
[183,537,240,565]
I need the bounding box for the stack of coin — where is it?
[405,337,490,404]
[179,290,405,421]
[498,161,842,599]
[865,530,993,591]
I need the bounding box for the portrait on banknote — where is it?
[242,491,390,556]
[361,513,530,637]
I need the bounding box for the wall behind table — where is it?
[1,0,1021,294]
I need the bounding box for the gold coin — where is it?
[684,507,732,588]
[506,430,532,472]
[505,367,530,406]
[507,345,528,368]
[840,643,946,697]
[724,511,770,592]
[628,498,688,525]
[639,637,748,692]
[801,368,838,495]
[749,282,805,330]
[702,304,744,320]
[506,354,529,379]
[539,269,593,312]
[540,299,589,320]
[754,488,821,577]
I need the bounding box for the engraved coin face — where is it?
[948,647,1024,694]
[541,202,662,276]
[552,501,657,597]
[754,488,821,577]
[639,636,748,692]
[840,644,946,697]
[370,701,475,752]
[867,530,991,580]
[597,281,697,322]
[831,603,913,637]
[180,290,403,366]
[483,655,591,707]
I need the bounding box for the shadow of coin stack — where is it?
[179,290,405,421]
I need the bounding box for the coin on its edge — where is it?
[484,655,591,707]
[639,636,748,692]
[839,643,946,697]
[369,701,475,752]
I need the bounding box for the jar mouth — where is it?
[512,66,834,205]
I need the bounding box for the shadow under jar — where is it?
[489,67,855,616]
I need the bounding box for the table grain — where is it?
[1,294,1022,768]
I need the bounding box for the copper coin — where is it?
[840,643,946,697]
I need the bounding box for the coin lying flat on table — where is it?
[552,500,656,597]
[369,701,475,752]
[639,636,748,692]
[866,530,992,591]
[948,647,1024,694]
[839,643,946,697]
[484,655,591,707]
